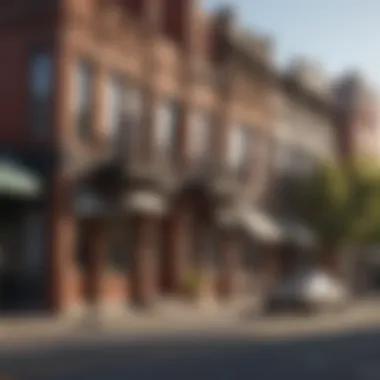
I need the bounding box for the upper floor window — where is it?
[107,220,130,273]
[155,99,181,157]
[188,110,211,166]
[28,51,53,141]
[227,124,251,172]
[74,60,93,141]
[123,86,143,151]
[104,74,124,143]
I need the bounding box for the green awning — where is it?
[0,160,42,199]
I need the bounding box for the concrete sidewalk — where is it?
[0,297,249,345]
[1,298,380,348]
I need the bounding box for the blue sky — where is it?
[204,0,380,87]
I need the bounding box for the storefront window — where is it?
[23,212,46,274]
[75,221,90,272]
[107,220,130,273]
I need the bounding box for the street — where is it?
[2,326,380,379]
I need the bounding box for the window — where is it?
[188,110,210,165]
[107,220,129,273]
[155,99,180,156]
[28,51,53,141]
[123,86,143,151]
[204,226,219,268]
[75,221,90,272]
[23,212,46,274]
[104,74,124,143]
[74,60,93,140]
[227,124,250,171]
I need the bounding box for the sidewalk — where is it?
[242,298,380,339]
[1,298,380,347]
[0,297,251,345]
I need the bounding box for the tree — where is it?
[349,159,380,245]
[296,160,380,274]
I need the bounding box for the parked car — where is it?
[264,269,350,314]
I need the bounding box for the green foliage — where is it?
[297,161,380,246]
[350,160,380,244]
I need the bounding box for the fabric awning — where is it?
[280,219,317,248]
[0,160,42,199]
[240,210,284,243]
[123,191,167,215]
[240,209,317,247]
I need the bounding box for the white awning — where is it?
[0,160,42,198]
[123,191,167,215]
[240,210,284,243]
[240,210,317,247]
[281,219,317,248]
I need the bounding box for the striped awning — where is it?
[0,160,42,199]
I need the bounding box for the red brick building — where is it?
[0,1,278,315]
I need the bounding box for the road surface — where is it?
[1,327,380,379]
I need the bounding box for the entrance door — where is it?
[76,220,96,304]
[279,244,298,279]
[159,217,172,294]
[0,211,47,313]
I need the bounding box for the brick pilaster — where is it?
[85,219,107,305]
[129,215,159,307]
[49,176,75,314]
[262,245,281,294]
[218,229,240,299]
[164,207,193,293]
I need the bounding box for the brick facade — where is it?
[0,1,377,314]
[0,0,272,314]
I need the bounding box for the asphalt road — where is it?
[2,327,380,379]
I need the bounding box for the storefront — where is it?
[0,156,49,313]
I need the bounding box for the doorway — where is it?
[0,210,47,313]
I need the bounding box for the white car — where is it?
[265,269,350,314]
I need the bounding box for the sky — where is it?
[203,0,380,88]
